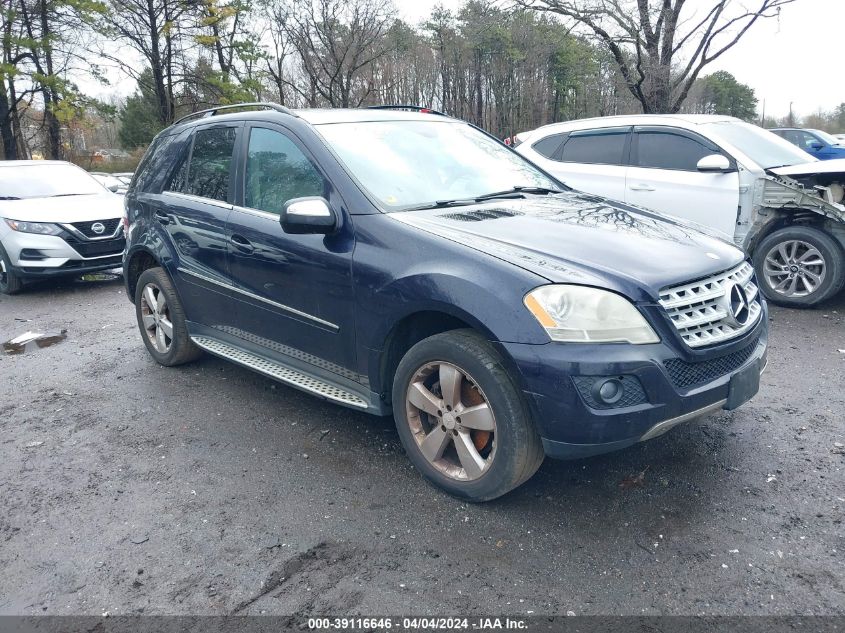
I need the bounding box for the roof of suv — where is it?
[169,105,452,133]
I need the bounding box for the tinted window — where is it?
[559,129,627,165]
[636,132,715,171]
[245,128,325,214]
[181,127,236,202]
[532,133,567,159]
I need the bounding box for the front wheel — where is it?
[754,226,845,307]
[0,243,23,295]
[391,329,544,502]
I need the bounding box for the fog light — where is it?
[592,378,624,405]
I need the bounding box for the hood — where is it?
[388,193,744,302]
[0,192,124,223]
[769,158,845,177]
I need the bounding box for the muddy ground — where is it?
[0,273,843,616]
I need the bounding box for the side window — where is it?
[532,133,567,159]
[165,127,237,200]
[800,132,821,149]
[559,129,627,165]
[636,131,715,171]
[167,151,190,193]
[244,127,326,214]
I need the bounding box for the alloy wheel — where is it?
[0,258,7,288]
[763,239,827,298]
[405,361,497,481]
[139,282,174,353]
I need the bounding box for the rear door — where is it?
[626,126,739,238]
[159,122,241,326]
[547,127,631,202]
[225,123,358,376]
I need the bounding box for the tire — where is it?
[0,242,24,295]
[754,226,845,307]
[134,267,202,366]
[391,329,544,502]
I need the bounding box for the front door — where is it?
[226,123,358,379]
[626,126,740,239]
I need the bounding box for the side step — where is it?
[191,335,369,409]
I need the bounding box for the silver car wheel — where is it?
[763,239,827,298]
[0,258,6,285]
[405,361,497,481]
[139,282,174,353]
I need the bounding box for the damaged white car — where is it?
[515,115,845,307]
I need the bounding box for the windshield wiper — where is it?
[0,196,21,200]
[48,193,86,198]
[473,185,564,201]
[401,186,564,212]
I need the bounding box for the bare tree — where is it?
[513,0,794,113]
[279,0,396,108]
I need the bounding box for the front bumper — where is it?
[1,227,125,279]
[499,303,768,460]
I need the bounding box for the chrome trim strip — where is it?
[59,222,123,241]
[232,205,279,221]
[163,190,234,210]
[177,266,338,331]
[639,399,727,442]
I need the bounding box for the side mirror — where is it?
[280,197,338,235]
[107,183,120,193]
[810,141,824,151]
[696,154,732,173]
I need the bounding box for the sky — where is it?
[393,0,844,121]
[89,0,844,121]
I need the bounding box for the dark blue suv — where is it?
[124,103,768,501]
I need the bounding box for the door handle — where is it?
[629,184,656,192]
[230,234,255,253]
[153,210,171,224]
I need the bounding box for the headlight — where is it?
[524,285,659,344]
[5,219,63,235]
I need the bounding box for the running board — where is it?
[190,335,369,409]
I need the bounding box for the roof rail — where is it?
[173,102,295,126]
[366,104,447,117]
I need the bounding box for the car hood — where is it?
[0,192,123,223]
[769,158,845,177]
[388,193,744,302]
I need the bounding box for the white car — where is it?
[0,161,125,294]
[515,115,845,307]
[90,171,128,194]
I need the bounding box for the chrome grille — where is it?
[659,261,762,349]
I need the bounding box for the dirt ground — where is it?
[0,273,843,616]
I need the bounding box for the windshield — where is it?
[701,121,814,170]
[315,119,561,210]
[810,129,841,145]
[0,163,106,199]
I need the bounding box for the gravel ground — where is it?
[0,273,843,616]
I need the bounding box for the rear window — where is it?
[531,133,567,159]
[559,128,628,165]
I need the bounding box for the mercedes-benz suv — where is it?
[123,104,768,501]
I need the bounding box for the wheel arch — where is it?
[747,207,845,257]
[376,308,501,405]
[125,248,161,303]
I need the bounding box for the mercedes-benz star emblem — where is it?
[91,222,106,235]
[726,282,750,326]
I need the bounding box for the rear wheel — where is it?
[0,243,23,295]
[754,226,845,307]
[134,267,202,366]
[392,329,544,502]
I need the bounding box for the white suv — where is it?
[0,161,125,294]
[516,115,845,307]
